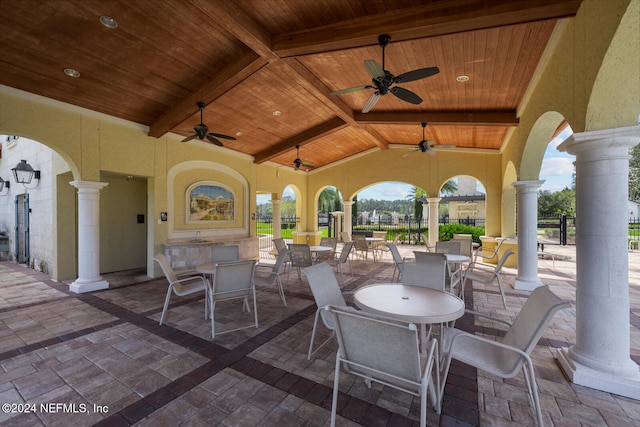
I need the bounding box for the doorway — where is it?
[15,193,29,265]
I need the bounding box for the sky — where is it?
[257,128,575,204]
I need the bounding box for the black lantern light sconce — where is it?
[12,160,40,188]
[0,177,10,195]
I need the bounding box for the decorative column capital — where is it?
[270,199,282,206]
[558,125,640,158]
[343,200,354,207]
[69,180,109,192]
[513,180,545,193]
[426,197,441,204]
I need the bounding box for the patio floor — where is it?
[0,243,639,426]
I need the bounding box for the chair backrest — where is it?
[453,233,472,241]
[301,262,347,329]
[494,248,514,273]
[154,253,178,284]
[212,259,257,301]
[328,305,423,385]
[372,231,387,241]
[391,234,400,245]
[403,252,447,290]
[353,234,368,251]
[272,238,287,254]
[387,242,403,265]
[320,237,338,250]
[212,245,240,262]
[340,231,352,243]
[501,286,570,375]
[288,244,313,268]
[338,241,354,263]
[451,238,472,257]
[436,240,461,255]
[421,233,429,246]
[269,249,290,283]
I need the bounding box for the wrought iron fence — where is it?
[630,217,640,250]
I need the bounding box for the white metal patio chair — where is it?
[301,262,349,360]
[435,240,461,255]
[327,305,441,427]
[287,243,313,281]
[211,244,240,262]
[257,249,289,306]
[405,252,447,291]
[388,242,404,282]
[471,238,505,266]
[154,254,208,325]
[440,286,570,426]
[208,259,258,338]
[463,248,514,307]
[334,241,354,284]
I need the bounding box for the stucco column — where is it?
[69,180,109,293]
[343,201,353,237]
[427,197,440,248]
[557,126,640,399]
[513,180,544,291]
[271,199,282,242]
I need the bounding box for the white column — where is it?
[343,201,353,237]
[427,197,441,248]
[513,180,544,291]
[557,126,640,399]
[271,199,282,241]
[69,180,109,293]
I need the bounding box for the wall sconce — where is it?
[0,177,9,194]
[12,160,40,188]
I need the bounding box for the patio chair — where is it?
[352,234,371,261]
[327,305,441,427]
[472,238,505,266]
[272,237,287,254]
[334,241,354,284]
[440,286,570,426]
[211,244,240,262]
[154,254,208,325]
[301,262,349,360]
[435,240,461,255]
[451,238,473,258]
[257,249,289,306]
[316,237,338,262]
[340,231,352,243]
[388,242,404,282]
[287,244,313,281]
[407,252,447,291]
[208,259,258,338]
[376,234,399,260]
[463,248,514,307]
[420,233,432,251]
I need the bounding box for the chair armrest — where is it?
[174,275,207,286]
[462,309,512,327]
[448,330,531,361]
[465,264,496,274]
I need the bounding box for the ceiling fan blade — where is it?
[433,144,456,150]
[402,148,420,158]
[301,162,315,169]
[364,60,384,79]
[330,85,370,95]
[205,135,224,146]
[362,92,381,113]
[209,132,236,140]
[390,86,423,104]
[394,66,440,83]
[181,134,197,142]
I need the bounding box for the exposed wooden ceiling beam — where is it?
[149,53,267,138]
[272,0,582,57]
[254,118,348,164]
[354,111,519,126]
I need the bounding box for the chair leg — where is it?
[307,308,335,360]
[159,287,173,325]
[523,359,544,426]
[210,298,216,339]
[275,276,287,306]
[330,356,341,427]
[496,276,508,308]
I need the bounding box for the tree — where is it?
[318,187,340,213]
[630,145,640,201]
[538,187,575,217]
[406,186,427,219]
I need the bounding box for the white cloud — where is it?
[540,157,574,177]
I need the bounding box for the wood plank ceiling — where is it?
[0,0,582,171]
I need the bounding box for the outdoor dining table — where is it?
[309,245,332,262]
[353,283,465,405]
[365,237,384,262]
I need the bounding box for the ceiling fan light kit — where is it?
[331,34,439,113]
[293,145,315,171]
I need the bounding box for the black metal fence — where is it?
[537,214,576,245]
[630,217,640,250]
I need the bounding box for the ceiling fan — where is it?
[330,34,439,113]
[293,145,315,171]
[179,101,236,147]
[403,122,455,157]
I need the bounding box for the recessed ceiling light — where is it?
[456,75,469,82]
[272,111,281,116]
[100,16,118,29]
[235,131,243,137]
[64,68,80,78]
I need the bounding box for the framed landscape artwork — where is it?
[187,182,235,223]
